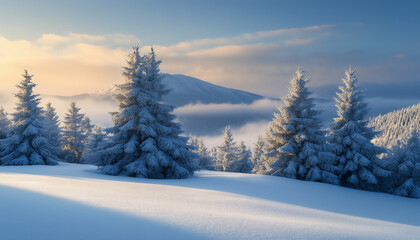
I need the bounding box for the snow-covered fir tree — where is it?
[263,69,339,184]
[187,136,198,153]
[235,141,253,173]
[187,136,198,147]
[83,126,108,164]
[188,136,214,170]
[187,136,200,169]
[387,128,420,198]
[0,70,59,165]
[96,46,196,178]
[0,107,12,155]
[209,146,218,165]
[44,102,63,157]
[197,138,214,170]
[329,66,390,190]
[0,107,11,140]
[255,127,277,174]
[62,102,86,163]
[81,116,95,138]
[216,126,239,172]
[251,136,266,173]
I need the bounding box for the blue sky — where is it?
[1,0,419,49]
[0,0,419,99]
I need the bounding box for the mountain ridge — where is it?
[43,74,271,107]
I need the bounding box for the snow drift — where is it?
[0,163,419,240]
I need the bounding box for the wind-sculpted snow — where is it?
[0,163,419,240]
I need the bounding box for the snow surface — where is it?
[1,163,419,240]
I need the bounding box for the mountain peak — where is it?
[94,73,267,107]
[161,74,265,106]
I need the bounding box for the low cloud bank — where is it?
[174,99,281,136]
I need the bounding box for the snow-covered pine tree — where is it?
[44,102,63,157]
[216,126,239,172]
[387,128,420,198]
[81,116,94,138]
[0,107,11,140]
[264,68,339,184]
[251,136,266,173]
[83,126,108,164]
[235,141,253,173]
[96,46,196,178]
[329,66,390,190]
[187,135,198,148]
[188,136,214,170]
[196,138,214,170]
[255,127,277,174]
[0,70,59,165]
[0,107,12,155]
[187,136,201,169]
[209,146,218,165]
[62,102,86,163]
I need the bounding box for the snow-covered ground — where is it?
[1,163,419,240]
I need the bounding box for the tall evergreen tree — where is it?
[236,141,253,173]
[216,126,239,172]
[388,128,420,198]
[255,127,277,174]
[0,107,11,140]
[251,136,266,173]
[197,138,214,170]
[62,102,86,163]
[0,70,59,165]
[329,66,389,190]
[81,116,95,138]
[188,136,213,170]
[209,146,218,165]
[44,102,63,157]
[83,126,108,164]
[0,107,12,155]
[264,68,339,184]
[96,46,195,178]
[187,136,201,169]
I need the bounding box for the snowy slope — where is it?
[161,74,266,106]
[44,74,267,107]
[369,102,420,148]
[1,163,419,240]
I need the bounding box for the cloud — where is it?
[36,33,105,45]
[174,99,280,136]
[167,24,333,52]
[36,33,140,46]
[0,33,135,98]
[176,98,280,115]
